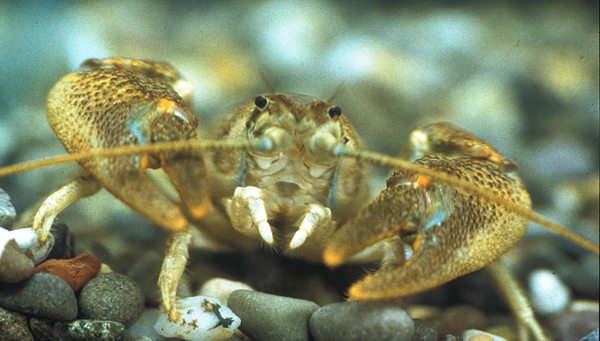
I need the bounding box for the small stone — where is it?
[46,220,74,260]
[10,227,55,265]
[412,318,438,341]
[435,305,488,337]
[0,188,16,228]
[551,301,599,341]
[0,272,77,320]
[309,300,415,341]
[462,329,507,341]
[0,306,34,341]
[528,268,571,316]
[34,253,101,291]
[124,308,171,341]
[30,317,125,341]
[125,251,163,307]
[0,229,35,283]
[79,272,144,328]
[198,278,254,306]
[228,290,319,341]
[154,296,240,341]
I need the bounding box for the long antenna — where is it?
[335,146,600,255]
[1,139,597,254]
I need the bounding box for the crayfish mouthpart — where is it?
[258,221,274,245]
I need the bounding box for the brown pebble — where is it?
[34,253,101,291]
[435,305,488,337]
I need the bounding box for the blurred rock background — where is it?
[0,0,598,334]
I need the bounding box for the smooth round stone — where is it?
[154,296,240,341]
[30,317,125,341]
[198,277,254,306]
[309,300,415,341]
[125,251,163,307]
[0,230,35,283]
[34,252,101,291]
[412,318,438,341]
[528,268,571,316]
[0,188,16,228]
[79,272,144,328]
[228,290,319,341]
[435,305,488,337]
[0,272,77,320]
[10,227,55,265]
[0,306,34,341]
[551,301,599,341]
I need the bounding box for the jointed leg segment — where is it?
[158,229,192,322]
[486,259,549,341]
[33,175,101,243]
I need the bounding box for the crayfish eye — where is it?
[327,106,342,118]
[254,96,268,109]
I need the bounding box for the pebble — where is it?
[124,308,171,341]
[412,318,438,341]
[309,300,415,341]
[34,252,101,291]
[198,277,254,306]
[0,188,16,228]
[0,306,34,341]
[551,301,599,341]
[10,227,55,265]
[154,295,240,341]
[79,272,144,328]
[125,251,163,307]
[30,317,125,341]
[0,229,35,283]
[0,272,77,320]
[228,289,319,341]
[46,220,75,260]
[434,305,488,337]
[462,329,507,341]
[528,268,571,316]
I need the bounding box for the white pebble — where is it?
[198,278,254,306]
[462,329,507,341]
[10,227,54,265]
[0,227,11,254]
[154,296,240,341]
[528,268,571,316]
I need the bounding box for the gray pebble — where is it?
[0,235,35,283]
[228,289,319,341]
[412,318,438,341]
[0,272,77,320]
[0,306,34,341]
[0,188,16,228]
[309,300,415,341]
[30,317,125,341]
[79,272,144,328]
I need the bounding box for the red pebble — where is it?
[34,253,101,292]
